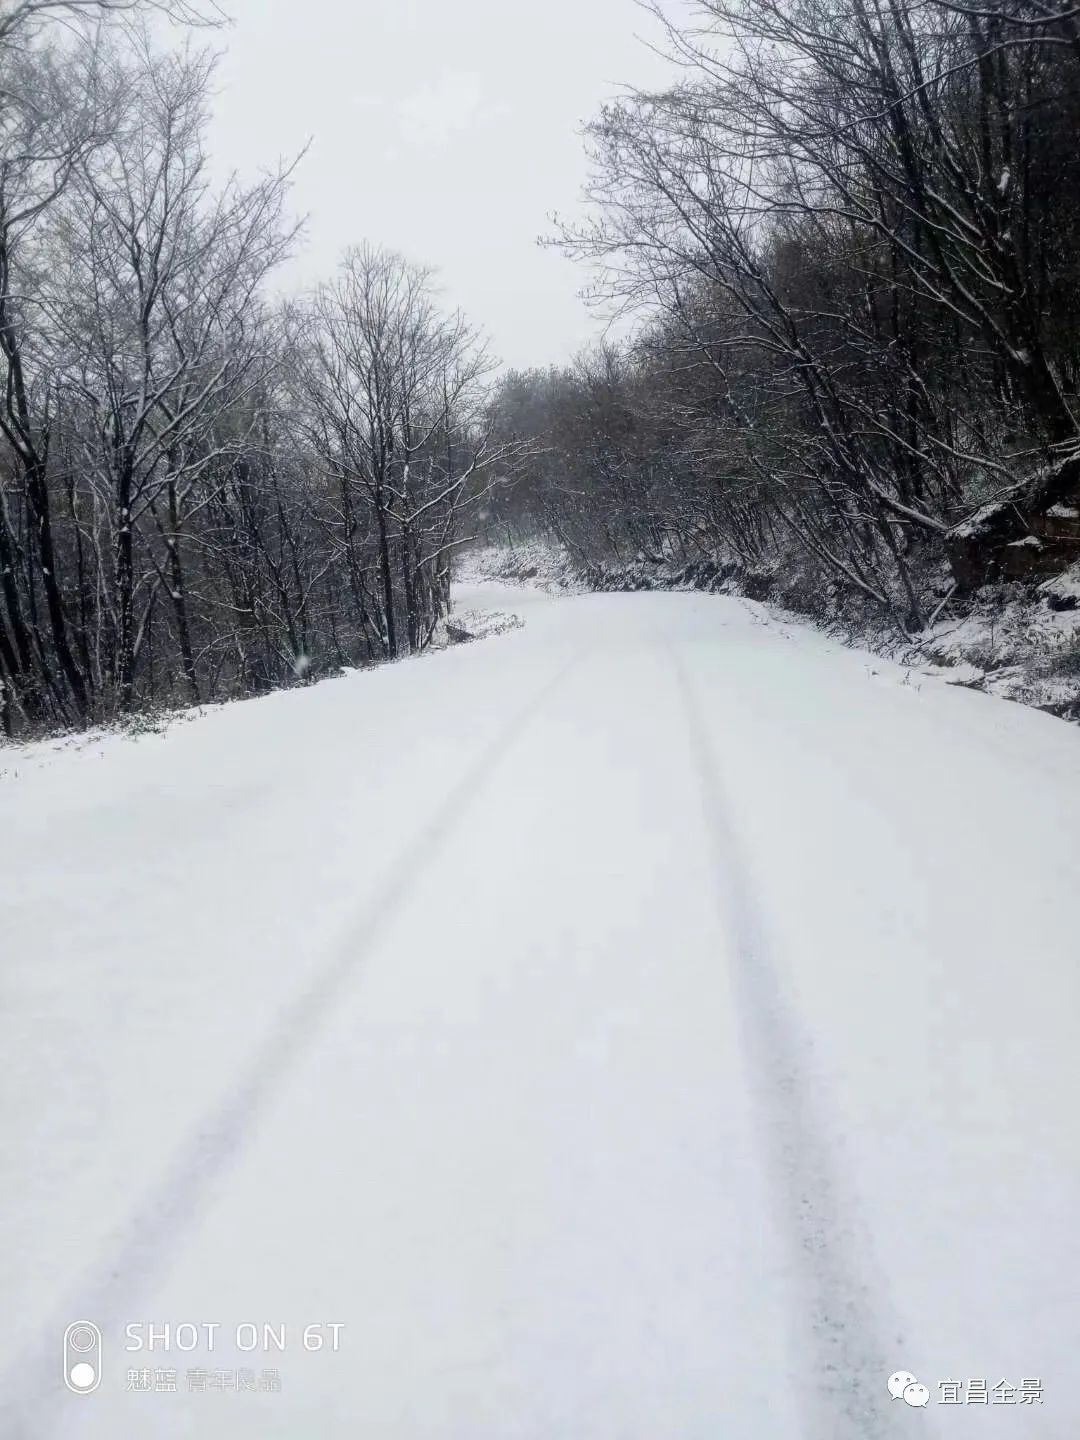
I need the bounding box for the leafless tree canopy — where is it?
[0,2,529,733]
[492,0,1080,631]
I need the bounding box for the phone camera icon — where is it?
[64,1322,102,1394]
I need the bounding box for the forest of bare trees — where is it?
[0,0,525,735]
[490,0,1080,637]
[5,0,1080,737]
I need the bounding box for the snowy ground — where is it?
[3,582,1079,1439]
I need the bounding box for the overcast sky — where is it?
[206,0,689,371]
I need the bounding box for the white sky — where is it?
[206,0,690,371]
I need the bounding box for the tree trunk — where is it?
[375,483,398,660]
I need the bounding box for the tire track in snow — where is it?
[7,647,584,1440]
[673,652,916,1440]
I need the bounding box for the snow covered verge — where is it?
[0,604,529,762]
[460,543,1080,723]
[431,606,525,646]
[456,539,592,594]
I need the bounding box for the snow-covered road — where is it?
[3,584,1079,1438]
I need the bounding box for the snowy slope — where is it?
[2,583,1079,1439]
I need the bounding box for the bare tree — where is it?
[302,245,527,660]
[40,35,296,710]
[0,0,223,728]
[0,0,223,48]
